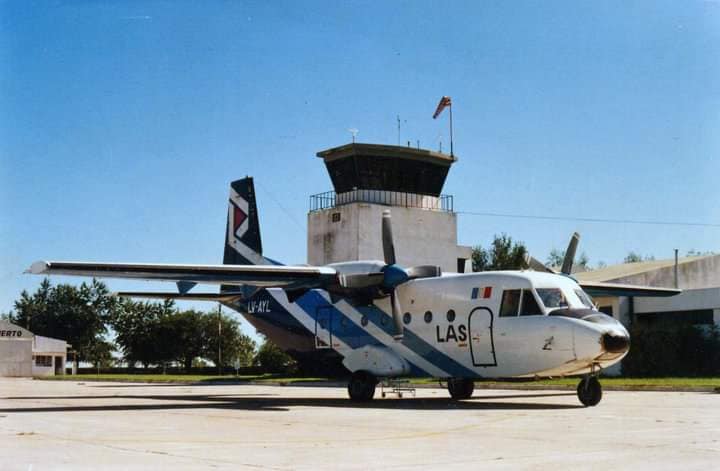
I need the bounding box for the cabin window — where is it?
[500,290,521,317]
[536,288,569,309]
[361,315,368,326]
[403,312,412,325]
[424,311,433,323]
[520,291,543,316]
[446,310,456,322]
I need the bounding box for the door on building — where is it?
[468,307,497,367]
[315,306,334,349]
[54,356,63,375]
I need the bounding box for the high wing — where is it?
[27,261,338,291]
[579,280,681,298]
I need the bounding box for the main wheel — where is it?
[447,378,474,400]
[348,371,377,401]
[577,376,602,407]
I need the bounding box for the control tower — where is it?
[308,143,472,273]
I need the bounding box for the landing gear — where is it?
[447,378,475,400]
[348,371,377,401]
[577,376,602,407]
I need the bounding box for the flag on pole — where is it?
[432,96,452,119]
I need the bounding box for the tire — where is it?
[577,377,602,407]
[348,371,377,402]
[448,378,474,400]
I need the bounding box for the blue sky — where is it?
[2,1,719,337]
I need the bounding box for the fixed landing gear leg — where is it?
[577,365,602,407]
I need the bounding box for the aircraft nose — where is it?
[602,332,630,354]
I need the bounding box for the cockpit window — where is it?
[574,289,595,309]
[520,291,543,316]
[500,289,521,317]
[536,288,568,309]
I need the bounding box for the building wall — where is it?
[608,255,720,290]
[0,340,32,377]
[308,202,471,273]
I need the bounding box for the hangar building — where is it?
[0,321,69,377]
[308,143,472,272]
[574,254,720,328]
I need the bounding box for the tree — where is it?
[472,234,528,272]
[253,337,297,373]
[202,310,256,369]
[111,298,176,368]
[546,249,590,272]
[624,252,654,263]
[10,278,117,367]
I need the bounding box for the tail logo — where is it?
[226,185,268,265]
[232,203,248,239]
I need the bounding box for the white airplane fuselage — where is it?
[240,270,630,380]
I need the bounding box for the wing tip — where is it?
[26,261,50,275]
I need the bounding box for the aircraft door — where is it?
[315,306,334,349]
[468,307,497,367]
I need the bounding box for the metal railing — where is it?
[309,189,453,212]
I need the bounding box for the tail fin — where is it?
[224,177,269,266]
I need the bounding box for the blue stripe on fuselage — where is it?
[359,304,479,378]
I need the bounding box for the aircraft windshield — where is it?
[574,289,595,309]
[536,288,569,309]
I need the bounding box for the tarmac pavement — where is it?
[0,378,718,470]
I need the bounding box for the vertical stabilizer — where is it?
[223,177,269,266]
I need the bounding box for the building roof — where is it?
[573,255,709,282]
[316,143,457,165]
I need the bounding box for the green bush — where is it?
[622,324,720,376]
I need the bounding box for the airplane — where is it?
[27,177,681,406]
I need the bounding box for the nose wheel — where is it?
[577,376,602,407]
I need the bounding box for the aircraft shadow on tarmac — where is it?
[1,391,583,413]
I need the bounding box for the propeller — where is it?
[329,210,441,340]
[380,210,441,340]
[561,232,580,275]
[524,232,581,276]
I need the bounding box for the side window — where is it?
[500,290,521,317]
[520,290,543,316]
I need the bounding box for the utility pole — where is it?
[217,304,222,376]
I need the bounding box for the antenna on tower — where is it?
[347,128,359,143]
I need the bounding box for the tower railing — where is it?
[309,189,453,212]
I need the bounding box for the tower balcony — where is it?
[309,189,454,213]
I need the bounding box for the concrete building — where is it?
[0,321,68,377]
[307,143,472,272]
[0,321,33,377]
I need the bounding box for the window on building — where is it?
[500,290,521,317]
[34,355,52,367]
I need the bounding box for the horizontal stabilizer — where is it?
[116,291,246,302]
[579,281,681,298]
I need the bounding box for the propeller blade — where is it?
[561,232,580,275]
[390,291,403,340]
[382,210,396,265]
[406,265,442,279]
[524,254,555,273]
[338,272,385,289]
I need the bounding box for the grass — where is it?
[36,373,720,390]
[37,373,330,384]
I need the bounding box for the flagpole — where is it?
[449,102,454,157]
